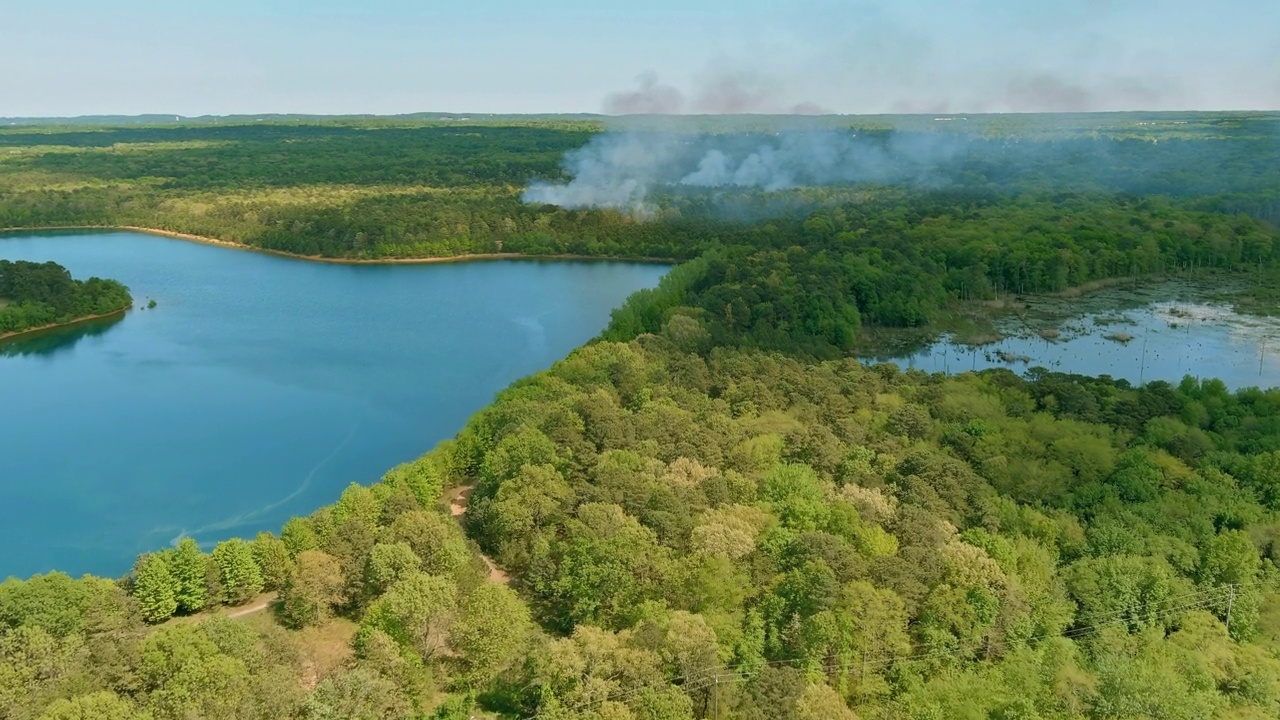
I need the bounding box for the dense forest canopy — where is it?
[3,331,1280,719]
[2,113,1280,719]
[0,259,131,335]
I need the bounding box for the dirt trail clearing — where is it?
[447,485,509,585]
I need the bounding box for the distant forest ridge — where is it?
[3,110,1278,135]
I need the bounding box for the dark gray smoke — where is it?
[522,130,964,213]
[602,72,830,116]
[603,73,685,115]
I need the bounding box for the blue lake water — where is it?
[0,231,668,579]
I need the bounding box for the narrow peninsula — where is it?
[0,260,132,341]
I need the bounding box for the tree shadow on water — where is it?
[0,313,126,359]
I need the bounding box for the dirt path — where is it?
[226,593,278,618]
[447,485,510,585]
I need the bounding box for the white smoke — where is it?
[522,129,968,213]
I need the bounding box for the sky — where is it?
[3,0,1279,116]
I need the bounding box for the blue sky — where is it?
[4,0,1278,116]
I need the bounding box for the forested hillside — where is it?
[4,314,1280,719]
[0,259,131,335]
[2,114,1280,719]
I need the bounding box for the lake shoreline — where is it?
[0,226,676,267]
[0,306,130,345]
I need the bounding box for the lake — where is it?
[0,230,668,579]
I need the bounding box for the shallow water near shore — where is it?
[874,281,1280,389]
[0,230,668,578]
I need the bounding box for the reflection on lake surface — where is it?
[878,300,1280,389]
[0,231,668,578]
[0,313,126,359]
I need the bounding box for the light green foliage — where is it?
[690,504,770,559]
[760,464,830,531]
[1092,633,1222,720]
[795,682,857,720]
[279,549,344,628]
[384,510,471,578]
[380,454,445,508]
[132,620,303,720]
[328,484,383,541]
[0,625,85,717]
[168,538,206,614]
[361,572,457,659]
[281,517,320,555]
[36,691,147,720]
[303,668,409,720]
[1062,555,1183,631]
[1199,530,1262,586]
[478,425,562,492]
[132,555,178,624]
[636,610,720,687]
[210,539,264,605]
[449,583,531,687]
[250,531,296,591]
[729,434,786,476]
[550,503,673,629]
[486,463,573,544]
[364,542,422,595]
[0,573,97,637]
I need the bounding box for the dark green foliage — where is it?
[0,260,131,335]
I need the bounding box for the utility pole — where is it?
[713,671,719,720]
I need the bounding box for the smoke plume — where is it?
[602,71,830,116]
[522,129,965,213]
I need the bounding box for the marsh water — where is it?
[876,282,1280,390]
[0,231,668,578]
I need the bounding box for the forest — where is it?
[0,259,132,336]
[3,326,1280,719]
[2,113,1280,719]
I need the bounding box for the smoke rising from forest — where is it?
[521,129,967,213]
[602,72,829,116]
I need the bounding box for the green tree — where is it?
[361,572,457,659]
[251,531,296,592]
[280,550,344,628]
[364,542,424,597]
[169,537,207,613]
[303,668,409,720]
[795,682,857,720]
[210,539,264,605]
[449,583,532,687]
[132,554,178,624]
[36,691,147,720]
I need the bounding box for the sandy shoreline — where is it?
[0,306,130,345]
[0,225,675,266]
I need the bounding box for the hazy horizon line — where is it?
[5,108,1280,124]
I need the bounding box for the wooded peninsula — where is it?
[0,259,131,340]
[1,113,1279,720]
